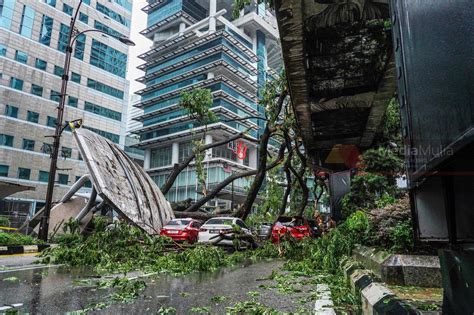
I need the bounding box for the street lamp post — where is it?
[37,1,135,241]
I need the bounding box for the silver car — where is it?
[198,217,252,247]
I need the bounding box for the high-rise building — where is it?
[133,0,281,209]
[0,0,132,220]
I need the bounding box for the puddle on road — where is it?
[1,260,317,314]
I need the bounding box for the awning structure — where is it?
[0,180,35,199]
[274,0,396,170]
[73,128,174,234]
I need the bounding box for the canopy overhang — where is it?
[274,0,396,170]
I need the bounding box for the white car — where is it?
[198,217,252,247]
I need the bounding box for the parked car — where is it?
[271,216,312,243]
[198,217,253,247]
[159,218,202,243]
[256,222,273,240]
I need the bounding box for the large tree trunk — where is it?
[278,159,292,216]
[237,89,288,220]
[161,131,254,194]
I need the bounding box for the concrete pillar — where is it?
[207,72,215,79]
[178,22,186,36]
[249,147,257,169]
[171,142,179,165]
[209,0,217,33]
[144,149,151,169]
[204,134,213,160]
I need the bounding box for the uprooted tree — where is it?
[161,72,323,220]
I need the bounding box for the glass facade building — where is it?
[0,0,132,221]
[133,0,281,208]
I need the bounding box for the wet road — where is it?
[1,259,317,314]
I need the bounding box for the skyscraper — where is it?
[0,0,132,221]
[133,0,281,209]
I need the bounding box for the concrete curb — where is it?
[352,245,442,288]
[314,284,336,315]
[341,259,419,315]
[0,244,51,255]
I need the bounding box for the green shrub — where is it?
[0,232,42,246]
[389,219,413,252]
[0,216,10,227]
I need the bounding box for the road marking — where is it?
[0,264,62,274]
[0,253,38,258]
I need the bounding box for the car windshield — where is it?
[205,218,234,225]
[167,219,191,226]
[276,217,305,227]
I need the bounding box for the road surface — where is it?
[0,258,319,313]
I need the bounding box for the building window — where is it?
[19,5,35,38]
[79,12,88,24]
[0,0,14,30]
[61,146,72,158]
[46,116,57,128]
[71,72,81,83]
[0,165,9,177]
[38,171,49,182]
[58,173,68,185]
[31,84,43,97]
[150,146,172,168]
[0,44,6,56]
[94,21,124,39]
[4,105,18,118]
[22,139,35,151]
[96,3,130,27]
[54,65,64,77]
[50,90,61,102]
[83,126,120,143]
[35,58,47,70]
[39,15,54,46]
[43,0,56,8]
[178,142,193,162]
[62,3,73,15]
[83,0,90,5]
[74,33,86,60]
[90,39,127,78]
[0,134,14,147]
[9,77,24,90]
[111,0,132,11]
[14,50,28,64]
[42,143,52,154]
[58,23,86,60]
[68,96,78,107]
[18,167,31,180]
[27,111,39,123]
[84,101,122,121]
[57,23,69,52]
[87,79,124,99]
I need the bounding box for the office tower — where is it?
[0,0,132,222]
[133,0,281,209]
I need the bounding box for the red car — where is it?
[271,216,312,243]
[160,218,202,243]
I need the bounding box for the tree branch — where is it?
[237,88,289,219]
[161,130,256,194]
[184,142,287,214]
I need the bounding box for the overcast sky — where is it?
[127,0,152,97]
